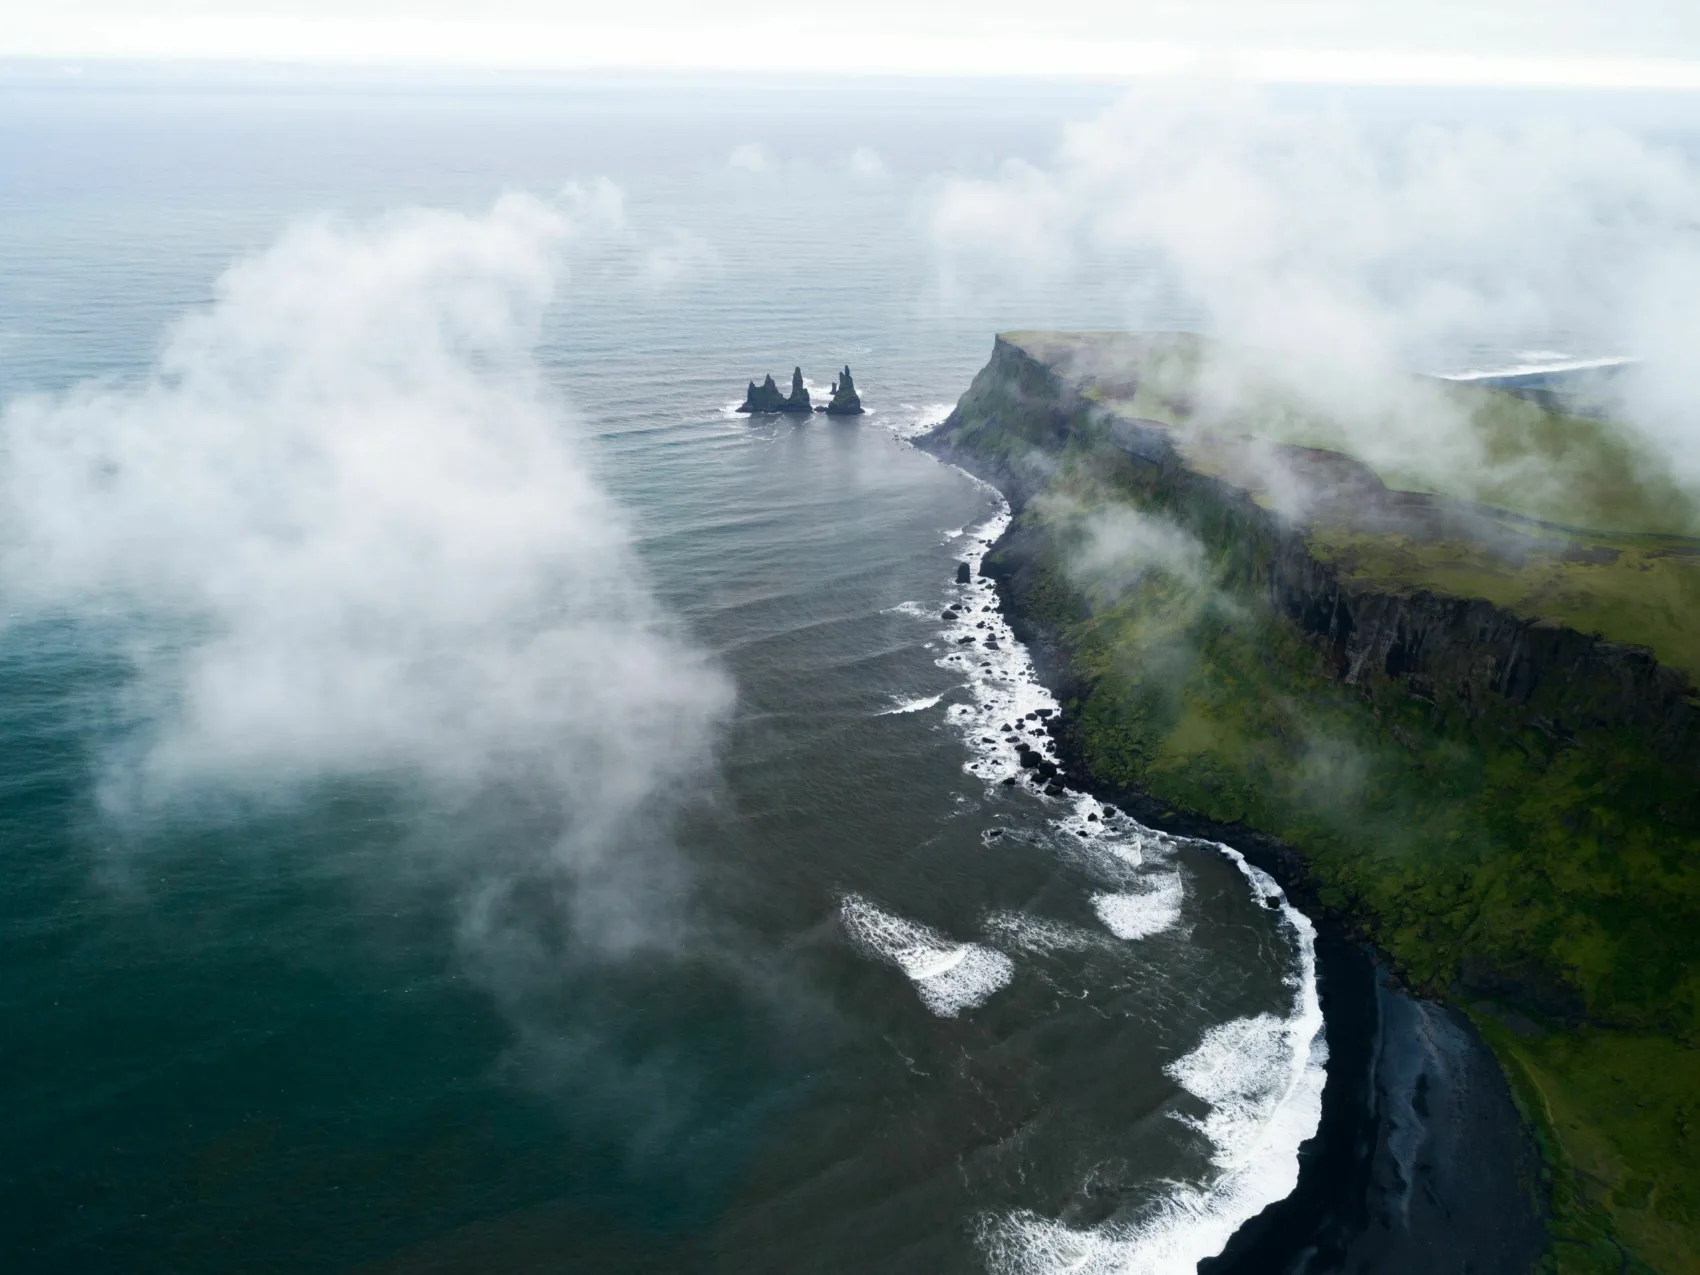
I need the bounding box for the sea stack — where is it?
[783,366,811,412]
[738,366,812,414]
[824,365,865,415]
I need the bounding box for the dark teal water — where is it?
[0,74,1326,1274]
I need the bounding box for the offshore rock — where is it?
[824,364,865,415]
[782,366,811,412]
[738,366,812,414]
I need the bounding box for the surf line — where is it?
[921,460,1330,1275]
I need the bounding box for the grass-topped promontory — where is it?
[930,333,1700,1274]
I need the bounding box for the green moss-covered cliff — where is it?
[921,333,1700,1274]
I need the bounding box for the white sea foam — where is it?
[914,470,1329,1274]
[882,599,942,620]
[927,500,1065,799]
[839,894,1015,1018]
[982,910,1104,954]
[979,869,1326,1275]
[885,401,957,439]
[879,692,946,715]
[1090,874,1184,941]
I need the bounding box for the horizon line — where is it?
[6,42,1700,93]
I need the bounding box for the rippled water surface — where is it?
[0,74,1328,1274]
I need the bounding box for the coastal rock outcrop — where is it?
[823,365,865,415]
[738,367,812,414]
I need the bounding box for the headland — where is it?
[918,332,1700,1274]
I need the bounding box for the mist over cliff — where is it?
[929,86,1700,491]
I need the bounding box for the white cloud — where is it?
[728,142,771,173]
[0,191,733,964]
[930,86,1700,489]
[641,227,721,288]
[848,146,888,181]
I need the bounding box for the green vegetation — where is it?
[947,334,1700,1273]
[1306,526,1700,685]
[1478,1011,1699,1274]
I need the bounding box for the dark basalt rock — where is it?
[955,562,972,584]
[738,366,812,414]
[823,364,865,415]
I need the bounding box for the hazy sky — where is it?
[6,0,1700,87]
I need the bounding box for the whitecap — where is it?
[907,945,970,978]
[883,600,935,618]
[879,692,945,715]
[839,894,1015,1018]
[1090,874,1183,940]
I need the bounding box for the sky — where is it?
[5,0,1700,88]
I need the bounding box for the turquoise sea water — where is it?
[0,71,1676,1274]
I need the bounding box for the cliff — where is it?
[920,333,1700,1274]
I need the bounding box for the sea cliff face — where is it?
[932,336,1699,762]
[921,334,1700,1274]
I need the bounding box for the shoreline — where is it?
[914,427,1548,1274]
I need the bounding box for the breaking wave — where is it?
[979,875,1325,1275]
[894,474,1329,1273]
[878,692,947,715]
[1090,874,1184,941]
[839,893,1015,1018]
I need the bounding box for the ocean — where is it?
[0,69,1658,1274]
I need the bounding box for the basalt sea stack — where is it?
[738,366,812,414]
[823,365,865,415]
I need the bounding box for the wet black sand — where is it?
[1202,936,1548,1275]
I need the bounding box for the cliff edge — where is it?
[920,333,1700,1274]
